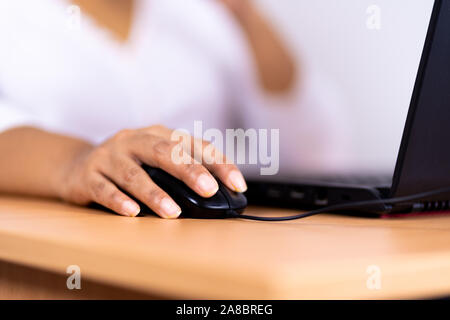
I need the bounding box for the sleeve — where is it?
[0,98,37,133]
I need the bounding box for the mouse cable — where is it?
[226,186,450,221]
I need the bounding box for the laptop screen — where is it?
[239,0,435,181]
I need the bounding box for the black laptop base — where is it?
[245,180,392,216]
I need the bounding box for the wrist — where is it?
[51,143,93,200]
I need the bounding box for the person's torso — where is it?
[0,0,237,143]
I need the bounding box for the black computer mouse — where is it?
[142,165,247,219]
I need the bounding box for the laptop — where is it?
[246,0,450,216]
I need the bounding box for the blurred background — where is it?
[257,0,434,173]
[0,0,437,178]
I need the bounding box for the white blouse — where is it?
[0,0,353,176]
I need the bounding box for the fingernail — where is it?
[229,170,247,192]
[160,198,182,219]
[197,174,219,196]
[122,200,140,217]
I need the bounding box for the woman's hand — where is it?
[56,125,247,218]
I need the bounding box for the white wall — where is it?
[255,0,434,172]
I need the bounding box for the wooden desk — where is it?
[0,195,449,299]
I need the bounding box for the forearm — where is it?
[227,0,297,93]
[0,127,92,198]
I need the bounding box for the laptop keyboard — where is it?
[313,174,393,187]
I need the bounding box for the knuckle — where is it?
[153,139,173,156]
[181,163,204,180]
[105,191,124,210]
[114,129,133,141]
[89,180,106,199]
[109,190,122,203]
[123,166,140,184]
[148,188,166,205]
[138,132,158,144]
